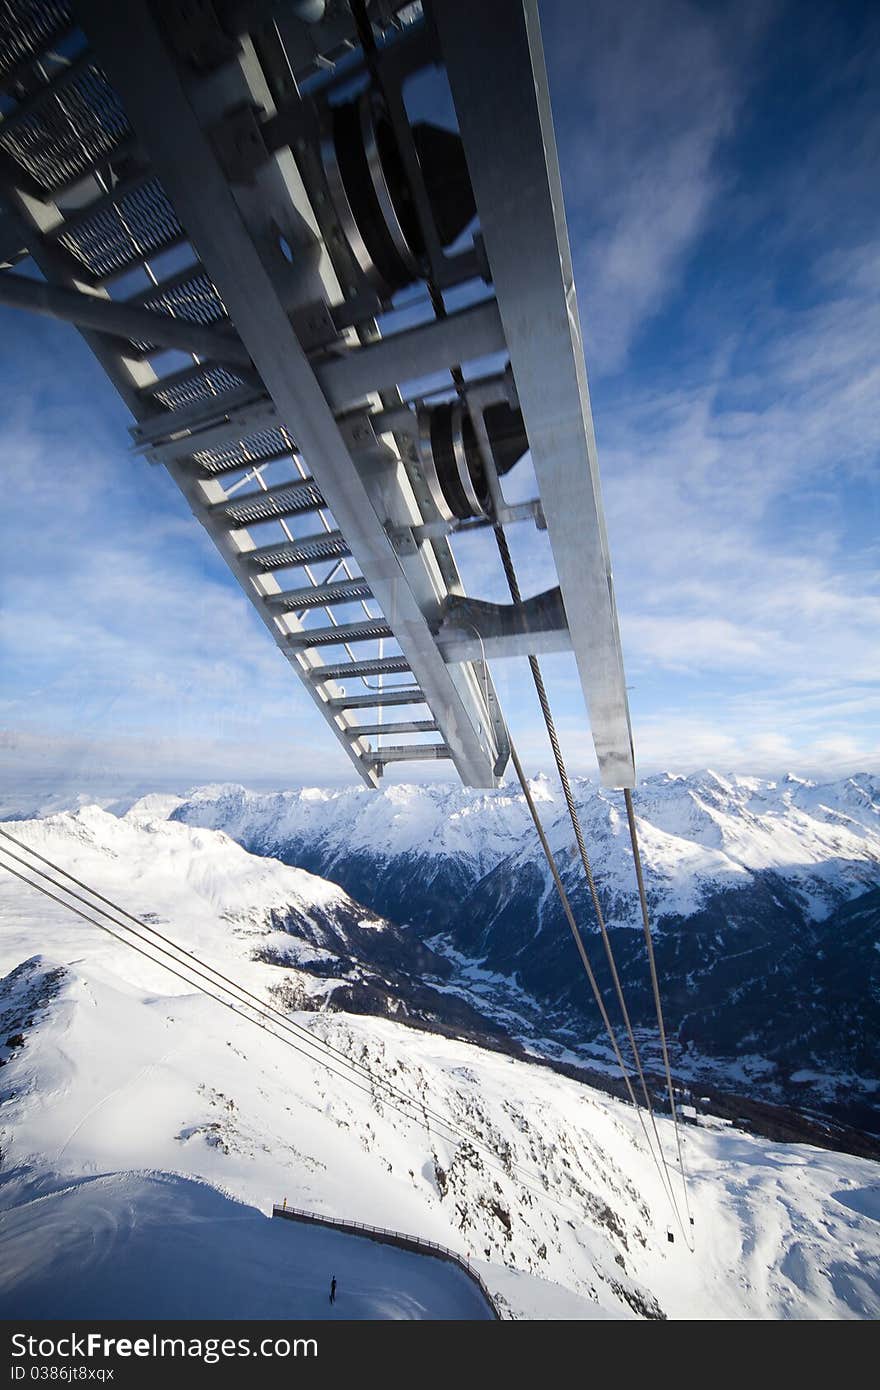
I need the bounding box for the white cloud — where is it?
[543,0,771,372]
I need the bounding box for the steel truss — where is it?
[0,0,635,790]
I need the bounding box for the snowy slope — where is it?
[1,810,879,1320]
[0,808,507,1041]
[0,1172,493,1320]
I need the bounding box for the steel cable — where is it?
[504,737,685,1236]
[624,788,694,1230]
[0,827,532,1166]
[0,834,642,1225]
[493,525,688,1241]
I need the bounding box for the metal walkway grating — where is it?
[190,426,292,476]
[262,578,373,611]
[58,174,182,278]
[329,688,427,711]
[214,478,325,527]
[138,270,226,329]
[150,364,244,412]
[287,617,393,648]
[246,531,351,571]
[0,58,130,191]
[0,0,73,83]
[316,655,411,681]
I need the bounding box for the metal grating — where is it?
[246,530,350,571]
[0,58,129,190]
[124,271,227,354]
[190,425,292,476]
[329,688,427,711]
[0,0,73,82]
[140,270,225,328]
[351,720,438,737]
[288,618,393,647]
[216,478,325,527]
[58,174,182,277]
[372,744,452,764]
[317,655,411,681]
[262,578,373,611]
[152,364,243,412]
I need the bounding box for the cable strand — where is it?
[0,836,626,1222]
[504,738,684,1233]
[623,788,693,1230]
[493,524,687,1240]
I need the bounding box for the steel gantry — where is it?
[0,0,635,790]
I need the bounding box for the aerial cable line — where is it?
[493,525,689,1243]
[502,740,687,1240]
[0,828,524,1165]
[444,604,686,1240]
[0,849,407,1111]
[623,790,694,1230]
[0,836,634,1227]
[0,845,649,1231]
[0,847,565,1212]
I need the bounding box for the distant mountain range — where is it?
[3,771,878,1133]
[163,771,880,1132]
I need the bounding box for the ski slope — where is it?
[0,1172,494,1320]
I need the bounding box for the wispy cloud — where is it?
[543,0,771,373]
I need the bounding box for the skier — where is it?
[329,1275,337,1306]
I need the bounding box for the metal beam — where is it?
[132,385,269,450]
[433,0,636,789]
[0,269,251,365]
[371,745,452,765]
[315,299,505,411]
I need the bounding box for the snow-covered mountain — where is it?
[166,771,880,926]
[163,772,880,1127]
[2,808,879,1319]
[0,808,505,1044]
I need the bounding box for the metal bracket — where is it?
[435,587,570,662]
[209,103,270,183]
[290,297,340,352]
[385,521,419,556]
[336,412,386,455]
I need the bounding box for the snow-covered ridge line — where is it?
[153,770,880,925]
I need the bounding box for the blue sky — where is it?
[1,0,878,800]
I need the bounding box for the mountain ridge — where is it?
[160,771,880,1130]
[3,773,878,1132]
